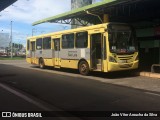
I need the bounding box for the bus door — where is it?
[90,33,103,71]
[53,38,60,66]
[31,41,35,57]
[27,40,31,57]
[31,41,36,63]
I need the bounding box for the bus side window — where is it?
[62,33,74,49]
[76,32,88,48]
[43,37,51,49]
[36,38,42,50]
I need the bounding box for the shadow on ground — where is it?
[31,65,139,79]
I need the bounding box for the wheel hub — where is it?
[81,64,87,72]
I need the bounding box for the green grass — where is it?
[0,56,25,60]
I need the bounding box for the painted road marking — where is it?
[0,83,52,111]
[0,83,81,120]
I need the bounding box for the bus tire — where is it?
[39,58,45,69]
[78,61,89,75]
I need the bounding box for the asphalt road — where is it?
[0,84,44,111]
[0,61,160,120]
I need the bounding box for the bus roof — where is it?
[28,23,108,39]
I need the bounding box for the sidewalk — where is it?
[136,71,160,79]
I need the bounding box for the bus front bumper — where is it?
[108,60,139,72]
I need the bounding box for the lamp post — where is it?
[11,21,13,58]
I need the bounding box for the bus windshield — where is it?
[108,24,137,54]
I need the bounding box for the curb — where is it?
[136,72,160,79]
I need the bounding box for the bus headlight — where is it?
[109,56,117,63]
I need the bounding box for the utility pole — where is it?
[11,21,13,58]
[32,28,36,36]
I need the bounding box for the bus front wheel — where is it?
[78,61,89,75]
[39,58,45,69]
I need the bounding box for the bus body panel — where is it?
[107,52,139,72]
[41,49,53,59]
[35,50,43,58]
[59,48,90,61]
[108,60,139,72]
[43,58,53,66]
[61,60,78,69]
[59,48,90,69]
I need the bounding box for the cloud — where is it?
[0,0,102,46]
[1,0,71,24]
[0,0,71,45]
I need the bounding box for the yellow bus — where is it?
[26,23,139,75]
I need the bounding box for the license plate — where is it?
[118,60,127,63]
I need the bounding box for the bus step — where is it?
[96,59,102,64]
[97,64,101,70]
[54,66,60,68]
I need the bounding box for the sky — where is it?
[0,0,102,46]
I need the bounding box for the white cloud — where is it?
[0,0,71,45]
[1,27,28,44]
[1,0,71,24]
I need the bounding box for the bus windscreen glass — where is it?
[108,24,137,54]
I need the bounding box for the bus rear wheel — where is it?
[39,58,45,69]
[79,61,89,75]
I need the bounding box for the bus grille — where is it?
[119,64,133,68]
[117,55,133,60]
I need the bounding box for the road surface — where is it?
[0,60,160,119]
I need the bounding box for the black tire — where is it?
[78,61,89,75]
[39,58,45,69]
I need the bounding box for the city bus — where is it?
[26,23,139,75]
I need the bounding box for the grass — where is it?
[0,56,26,60]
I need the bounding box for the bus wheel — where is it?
[79,61,89,75]
[39,58,45,69]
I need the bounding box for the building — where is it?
[71,0,103,10]
[0,33,10,48]
[0,33,10,56]
[71,0,92,28]
[71,0,104,28]
[0,47,6,53]
[71,0,92,9]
